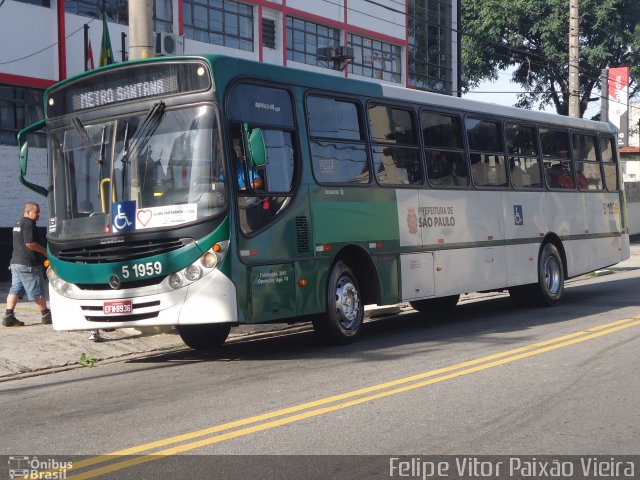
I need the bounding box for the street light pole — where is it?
[568,0,580,117]
[128,0,154,60]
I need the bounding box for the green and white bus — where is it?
[18,55,629,348]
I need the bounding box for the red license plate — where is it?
[103,300,133,315]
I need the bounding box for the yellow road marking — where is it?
[65,316,640,479]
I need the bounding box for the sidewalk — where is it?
[2,242,639,381]
[0,283,307,381]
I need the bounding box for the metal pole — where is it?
[128,0,154,60]
[568,0,580,117]
[121,32,127,62]
[83,24,89,71]
[600,68,608,122]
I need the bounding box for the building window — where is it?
[348,34,401,83]
[286,17,340,67]
[183,0,254,51]
[408,0,452,94]
[65,0,129,25]
[154,0,173,33]
[65,0,171,31]
[0,85,44,146]
[262,18,276,50]
[14,0,50,6]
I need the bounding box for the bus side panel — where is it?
[295,259,329,317]
[399,253,434,301]
[586,191,626,270]
[502,191,546,287]
[374,255,401,305]
[546,192,589,277]
[434,247,507,296]
[249,264,296,322]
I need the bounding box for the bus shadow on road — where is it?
[127,273,640,366]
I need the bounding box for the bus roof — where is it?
[49,54,615,135]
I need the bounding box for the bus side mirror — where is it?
[243,123,266,168]
[17,119,48,197]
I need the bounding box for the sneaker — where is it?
[2,314,25,327]
[88,330,101,342]
[41,311,52,325]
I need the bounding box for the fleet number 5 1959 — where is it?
[122,261,162,279]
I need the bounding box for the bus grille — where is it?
[296,216,309,253]
[57,238,192,263]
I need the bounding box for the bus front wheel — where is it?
[312,261,364,345]
[177,323,231,350]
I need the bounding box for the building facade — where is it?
[0,0,459,277]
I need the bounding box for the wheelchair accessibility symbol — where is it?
[112,201,136,232]
[514,204,524,226]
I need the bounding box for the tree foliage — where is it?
[461,0,640,117]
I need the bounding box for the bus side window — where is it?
[466,117,507,188]
[368,104,422,186]
[505,122,541,189]
[421,110,468,188]
[540,127,574,190]
[573,133,602,191]
[600,136,618,191]
[308,96,369,184]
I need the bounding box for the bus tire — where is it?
[312,261,364,345]
[509,243,564,307]
[409,295,459,314]
[177,323,231,350]
[536,243,565,305]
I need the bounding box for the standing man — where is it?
[3,202,52,327]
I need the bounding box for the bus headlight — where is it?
[184,265,202,282]
[201,252,217,269]
[46,267,73,296]
[168,274,182,289]
[167,241,228,290]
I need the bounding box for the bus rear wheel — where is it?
[409,295,460,314]
[509,243,564,307]
[177,324,231,351]
[312,261,364,345]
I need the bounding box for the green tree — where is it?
[461,0,640,117]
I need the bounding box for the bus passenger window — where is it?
[369,104,422,186]
[506,122,542,188]
[540,127,574,189]
[421,110,467,188]
[573,133,602,190]
[308,95,369,185]
[466,117,507,187]
[600,136,618,191]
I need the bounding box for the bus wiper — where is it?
[120,101,166,166]
[71,117,103,165]
[120,101,165,193]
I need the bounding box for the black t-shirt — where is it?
[10,216,43,267]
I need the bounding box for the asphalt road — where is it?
[1,265,639,479]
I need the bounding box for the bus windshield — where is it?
[48,104,225,239]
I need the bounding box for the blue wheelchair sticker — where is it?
[112,201,136,232]
[514,205,524,225]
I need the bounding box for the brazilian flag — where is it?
[99,15,114,66]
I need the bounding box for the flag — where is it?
[86,40,95,71]
[99,15,114,66]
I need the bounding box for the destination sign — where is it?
[47,61,211,118]
[73,76,177,110]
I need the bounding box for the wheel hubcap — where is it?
[544,256,561,295]
[335,276,360,330]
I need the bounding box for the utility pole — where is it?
[128,0,154,60]
[568,0,580,117]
